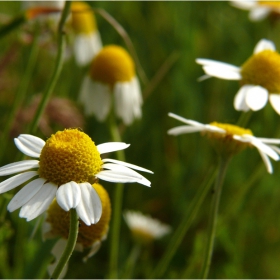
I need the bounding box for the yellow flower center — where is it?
[39,129,103,186]
[71,1,97,34]
[89,45,135,87]
[258,1,280,9]
[241,50,280,93]
[46,183,111,248]
[203,123,253,157]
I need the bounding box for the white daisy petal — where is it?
[258,149,273,174]
[234,85,252,111]
[167,126,204,135]
[269,94,280,115]
[202,65,242,80]
[251,138,279,160]
[14,138,40,158]
[102,158,153,174]
[95,170,140,184]
[16,134,45,156]
[168,113,205,127]
[7,178,46,212]
[196,59,241,72]
[97,142,130,154]
[254,39,276,53]
[257,137,280,144]
[56,181,81,211]
[205,125,226,133]
[0,160,39,176]
[230,0,256,10]
[19,182,57,221]
[245,86,268,111]
[249,7,271,22]
[76,182,102,225]
[0,171,38,194]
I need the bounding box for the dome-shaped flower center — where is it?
[46,183,111,247]
[258,1,280,9]
[241,50,280,93]
[203,123,253,157]
[89,45,135,87]
[71,1,97,34]
[39,129,103,186]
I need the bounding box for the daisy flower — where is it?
[0,129,152,225]
[196,39,280,114]
[70,1,102,66]
[124,210,171,244]
[230,0,280,21]
[44,183,111,277]
[168,112,280,173]
[79,45,142,125]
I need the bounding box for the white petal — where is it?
[251,138,279,160]
[202,65,242,80]
[168,113,205,127]
[102,158,153,173]
[245,86,268,111]
[230,0,256,10]
[0,160,39,176]
[234,85,252,111]
[14,139,40,158]
[19,182,57,221]
[83,240,101,262]
[0,171,38,194]
[269,94,280,115]
[167,126,204,135]
[56,181,81,211]
[249,7,271,22]
[102,163,143,180]
[196,59,241,72]
[204,125,226,133]
[76,182,102,225]
[97,142,130,154]
[254,39,276,53]
[256,137,280,144]
[258,149,273,174]
[7,178,46,212]
[15,134,45,157]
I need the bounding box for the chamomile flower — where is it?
[70,1,102,66]
[44,183,111,277]
[230,0,280,21]
[124,210,171,244]
[168,112,280,173]
[0,129,152,225]
[196,39,280,114]
[79,45,142,125]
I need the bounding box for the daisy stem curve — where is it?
[50,209,79,279]
[28,1,71,135]
[150,166,217,278]
[200,156,231,279]
[108,114,125,279]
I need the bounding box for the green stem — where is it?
[0,14,26,38]
[50,209,79,279]
[108,114,125,278]
[28,1,71,135]
[121,243,141,278]
[200,156,231,279]
[236,110,253,128]
[150,166,217,279]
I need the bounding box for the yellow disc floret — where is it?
[39,129,103,186]
[258,1,280,9]
[46,183,111,248]
[89,45,135,87]
[71,1,97,34]
[203,123,253,157]
[241,50,280,93]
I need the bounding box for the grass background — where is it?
[1,1,280,278]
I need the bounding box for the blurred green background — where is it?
[1,1,280,278]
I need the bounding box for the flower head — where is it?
[230,0,280,21]
[0,129,152,225]
[168,112,280,173]
[124,210,171,244]
[70,1,102,66]
[44,183,111,274]
[79,45,142,125]
[196,39,280,115]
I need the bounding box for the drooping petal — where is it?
[0,171,38,194]
[7,178,46,212]
[102,158,153,173]
[245,86,268,111]
[167,125,205,136]
[253,39,276,53]
[76,182,102,225]
[257,137,280,144]
[56,181,81,211]
[269,94,280,115]
[258,149,273,174]
[19,182,57,221]
[97,142,130,154]
[234,86,251,111]
[250,138,280,160]
[15,134,45,157]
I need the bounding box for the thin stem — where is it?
[200,156,231,279]
[236,110,253,128]
[50,209,79,279]
[150,166,217,279]
[28,1,71,135]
